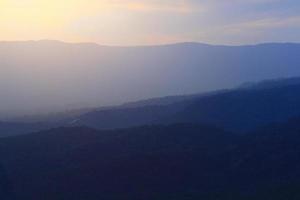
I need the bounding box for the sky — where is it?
[0,0,300,45]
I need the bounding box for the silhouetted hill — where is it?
[0,121,58,137]
[177,84,300,132]
[75,79,300,132]
[1,77,300,137]
[76,105,182,129]
[0,163,14,200]
[120,90,228,108]
[0,124,237,200]
[0,109,94,137]
[10,108,93,123]
[1,120,300,199]
[240,76,300,90]
[228,117,300,198]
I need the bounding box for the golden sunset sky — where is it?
[0,0,299,45]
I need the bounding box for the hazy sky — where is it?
[0,0,300,45]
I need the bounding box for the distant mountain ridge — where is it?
[1,41,300,117]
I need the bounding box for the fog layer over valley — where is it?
[0,41,299,118]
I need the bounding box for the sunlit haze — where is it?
[0,0,300,45]
[0,0,300,118]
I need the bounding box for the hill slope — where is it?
[0,124,236,200]
[1,120,300,199]
[76,79,300,132]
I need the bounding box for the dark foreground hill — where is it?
[0,164,13,200]
[1,121,300,199]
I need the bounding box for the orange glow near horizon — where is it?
[0,0,299,45]
[0,0,194,45]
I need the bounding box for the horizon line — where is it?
[0,39,299,48]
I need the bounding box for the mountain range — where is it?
[0,77,299,199]
[1,42,300,199]
[1,41,300,117]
